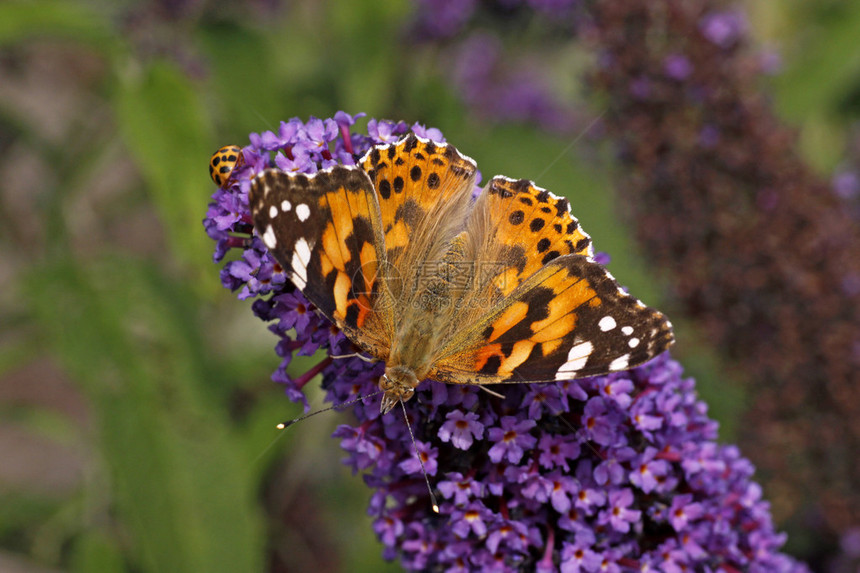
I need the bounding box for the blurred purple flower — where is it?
[833,170,860,199]
[664,53,693,80]
[700,9,747,48]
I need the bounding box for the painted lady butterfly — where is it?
[248,133,673,414]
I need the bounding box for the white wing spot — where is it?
[296,203,311,222]
[290,237,312,290]
[555,341,593,380]
[269,205,278,219]
[621,326,634,336]
[291,273,307,290]
[262,225,277,249]
[628,337,640,349]
[609,354,630,371]
[598,316,617,332]
[281,200,292,212]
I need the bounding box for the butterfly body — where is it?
[248,133,673,413]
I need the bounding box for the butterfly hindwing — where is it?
[469,176,594,295]
[359,134,478,309]
[249,167,392,356]
[439,176,598,349]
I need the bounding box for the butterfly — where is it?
[248,133,674,414]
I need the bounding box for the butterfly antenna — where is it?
[276,390,383,430]
[534,108,606,183]
[399,399,440,513]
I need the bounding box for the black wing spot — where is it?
[403,134,419,152]
[379,179,392,199]
[542,250,561,265]
[344,302,360,328]
[490,181,513,198]
[511,179,530,193]
[537,238,551,252]
[427,172,441,189]
[479,354,502,375]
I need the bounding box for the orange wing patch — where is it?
[360,133,477,267]
[316,187,383,330]
[472,177,593,296]
[248,167,391,356]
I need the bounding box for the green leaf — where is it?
[70,531,128,573]
[25,256,264,573]
[0,0,118,52]
[327,0,409,113]
[197,23,286,133]
[114,62,214,270]
[774,2,860,120]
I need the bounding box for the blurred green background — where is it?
[1,1,857,571]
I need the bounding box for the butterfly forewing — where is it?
[249,166,392,357]
[430,255,674,385]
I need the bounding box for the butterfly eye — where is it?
[379,373,394,392]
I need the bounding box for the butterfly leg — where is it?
[330,352,378,363]
[478,385,506,399]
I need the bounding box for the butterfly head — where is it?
[379,365,419,414]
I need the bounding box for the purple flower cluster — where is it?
[448,32,581,133]
[409,1,587,133]
[829,526,860,573]
[204,114,807,571]
[408,0,860,553]
[584,0,860,544]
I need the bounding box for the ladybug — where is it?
[209,145,244,187]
